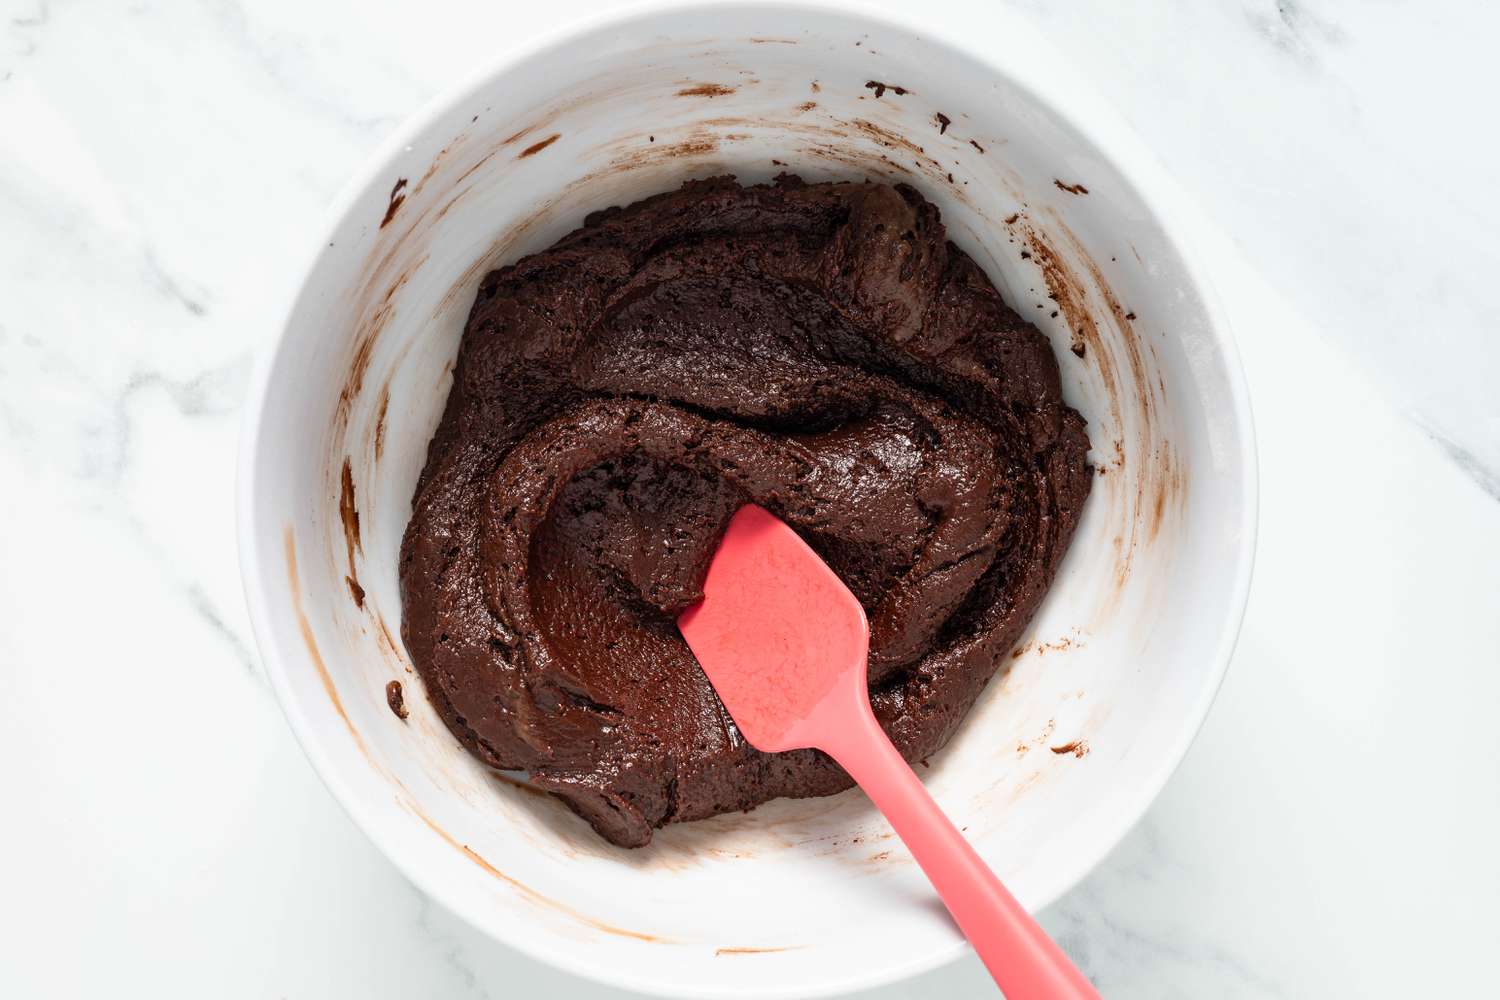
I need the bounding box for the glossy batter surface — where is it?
[399,176,1091,847]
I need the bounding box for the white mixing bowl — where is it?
[238,3,1256,995]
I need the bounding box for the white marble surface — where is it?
[2,1,1497,996]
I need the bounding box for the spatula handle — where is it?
[824,705,1100,1000]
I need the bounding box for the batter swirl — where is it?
[400,176,1091,847]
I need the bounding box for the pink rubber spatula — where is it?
[678,505,1099,999]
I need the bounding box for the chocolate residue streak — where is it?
[380,178,407,229]
[437,242,508,318]
[1054,179,1090,195]
[373,384,390,464]
[1005,770,1046,807]
[374,614,401,658]
[969,139,985,154]
[797,140,909,179]
[1146,446,1185,542]
[1003,213,1020,225]
[412,811,667,942]
[341,326,379,418]
[1050,214,1182,557]
[1021,224,1116,417]
[284,529,363,750]
[338,458,362,604]
[851,118,919,154]
[412,138,460,197]
[935,112,951,134]
[433,168,611,321]
[433,186,474,226]
[1036,635,1082,654]
[517,133,560,159]
[796,101,817,112]
[715,946,796,956]
[864,80,907,98]
[676,83,735,98]
[608,135,719,170]
[844,119,951,183]
[810,80,821,93]
[1021,218,1169,597]
[748,37,797,44]
[363,205,434,303]
[501,123,538,147]
[1051,740,1090,758]
[455,148,502,188]
[338,264,415,430]
[386,680,408,720]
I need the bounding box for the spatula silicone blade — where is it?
[678,505,1099,999]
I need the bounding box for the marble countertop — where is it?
[2,1,1496,996]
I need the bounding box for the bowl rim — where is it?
[237,1,1259,995]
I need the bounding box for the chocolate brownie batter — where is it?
[400,176,1091,847]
